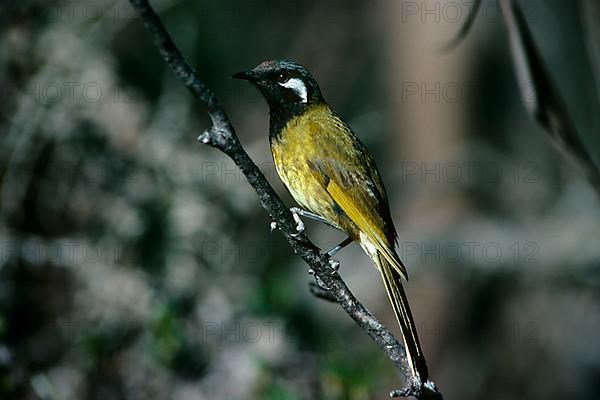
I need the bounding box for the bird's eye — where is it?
[276,73,286,83]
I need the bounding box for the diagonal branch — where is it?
[128,0,442,398]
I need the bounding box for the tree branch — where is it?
[128,1,442,398]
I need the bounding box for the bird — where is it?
[233,60,429,382]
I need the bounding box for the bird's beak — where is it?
[232,69,259,82]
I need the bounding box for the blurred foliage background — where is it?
[1,0,599,399]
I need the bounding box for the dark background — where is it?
[1,0,599,399]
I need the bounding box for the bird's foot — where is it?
[307,268,330,290]
[389,385,419,398]
[389,380,442,399]
[290,208,305,237]
[314,274,329,291]
[270,221,278,232]
[328,258,340,274]
[309,282,337,302]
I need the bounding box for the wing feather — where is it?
[327,179,408,279]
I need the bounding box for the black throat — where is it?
[268,100,312,143]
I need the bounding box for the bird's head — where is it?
[233,60,324,113]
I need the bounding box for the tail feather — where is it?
[377,253,429,382]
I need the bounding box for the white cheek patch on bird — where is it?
[279,78,308,103]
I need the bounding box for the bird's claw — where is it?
[389,385,417,398]
[290,209,305,237]
[389,381,440,399]
[309,282,337,302]
[307,268,329,290]
[328,258,340,274]
[314,274,329,291]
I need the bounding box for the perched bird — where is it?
[234,60,429,382]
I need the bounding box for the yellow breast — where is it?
[270,104,340,223]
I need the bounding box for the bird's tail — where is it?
[376,252,429,382]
